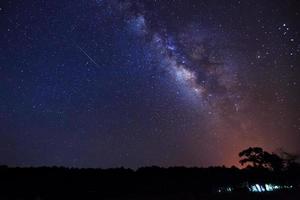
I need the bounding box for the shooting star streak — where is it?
[76,44,101,68]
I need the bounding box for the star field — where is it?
[0,0,299,168]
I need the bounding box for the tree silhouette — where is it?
[238,147,265,168]
[238,147,284,171]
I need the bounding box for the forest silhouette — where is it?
[0,147,299,199]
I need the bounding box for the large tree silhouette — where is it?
[239,147,284,171]
[239,147,265,168]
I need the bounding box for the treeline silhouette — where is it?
[0,147,299,199]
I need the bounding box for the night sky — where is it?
[1,0,300,168]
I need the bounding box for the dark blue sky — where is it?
[0,0,299,168]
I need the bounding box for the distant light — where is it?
[251,185,258,192]
[256,184,262,192]
[219,183,293,193]
[265,184,274,191]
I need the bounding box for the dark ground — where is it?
[0,166,299,199]
[1,190,300,200]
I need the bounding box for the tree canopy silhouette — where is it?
[239,147,284,171]
[239,147,266,168]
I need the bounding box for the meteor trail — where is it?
[76,44,101,68]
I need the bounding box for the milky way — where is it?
[0,0,299,168]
